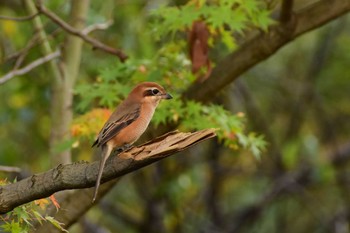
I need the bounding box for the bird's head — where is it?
[129,82,172,105]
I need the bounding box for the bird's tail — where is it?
[92,144,112,202]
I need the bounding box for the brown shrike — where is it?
[92,82,172,202]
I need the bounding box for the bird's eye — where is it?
[152,89,160,95]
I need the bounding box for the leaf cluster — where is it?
[0,180,66,233]
[69,0,273,158]
[150,0,274,49]
[74,45,266,157]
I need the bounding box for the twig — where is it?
[3,27,61,63]
[0,13,38,21]
[0,50,61,85]
[35,2,128,62]
[12,33,41,70]
[81,20,114,35]
[0,165,21,174]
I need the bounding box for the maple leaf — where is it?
[34,198,49,210]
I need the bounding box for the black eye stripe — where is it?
[152,89,160,95]
[143,89,159,97]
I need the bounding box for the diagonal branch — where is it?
[0,13,38,21]
[183,0,350,102]
[0,50,61,85]
[35,1,128,62]
[81,20,114,35]
[0,165,21,174]
[0,129,216,214]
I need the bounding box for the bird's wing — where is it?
[92,104,141,147]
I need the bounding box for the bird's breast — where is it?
[109,104,156,148]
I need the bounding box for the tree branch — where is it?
[0,50,61,85]
[81,20,114,35]
[35,2,128,62]
[0,13,38,21]
[0,165,21,174]
[183,0,350,102]
[0,129,216,214]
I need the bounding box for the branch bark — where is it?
[0,129,216,214]
[183,0,350,102]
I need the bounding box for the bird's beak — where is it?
[163,93,173,99]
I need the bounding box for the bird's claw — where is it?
[117,144,133,153]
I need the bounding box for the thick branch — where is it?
[35,2,128,62]
[0,50,61,85]
[0,129,216,214]
[183,0,350,102]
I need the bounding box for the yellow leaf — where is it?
[34,198,49,210]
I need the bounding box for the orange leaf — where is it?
[35,198,49,210]
[49,195,60,211]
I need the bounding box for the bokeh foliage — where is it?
[1,0,350,233]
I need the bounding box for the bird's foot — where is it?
[117,144,133,153]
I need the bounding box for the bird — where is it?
[91,82,172,202]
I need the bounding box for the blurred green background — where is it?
[1,0,350,232]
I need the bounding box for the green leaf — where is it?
[32,210,44,225]
[239,0,259,16]
[45,216,68,233]
[10,220,23,233]
[13,206,31,226]
[252,10,275,31]
[0,220,24,233]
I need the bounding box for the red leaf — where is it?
[188,20,212,82]
[49,195,61,211]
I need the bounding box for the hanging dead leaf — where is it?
[188,20,212,82]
